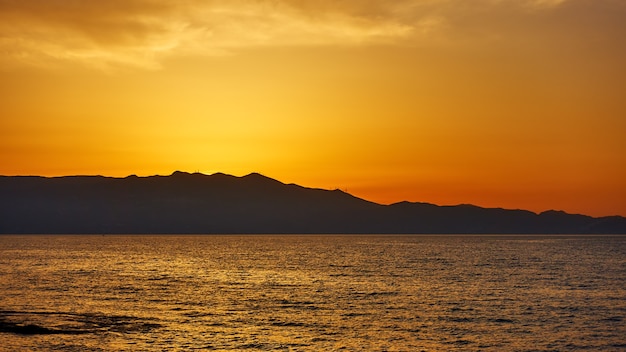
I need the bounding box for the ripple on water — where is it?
[0,235,625,351]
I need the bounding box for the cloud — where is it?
[525,0,569,9]
[0,0,622,70]
[0,0,420,70]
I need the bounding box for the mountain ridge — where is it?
[1,171,625,234]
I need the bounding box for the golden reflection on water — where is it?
[0,235,625,351]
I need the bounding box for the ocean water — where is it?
[0,235,624,351]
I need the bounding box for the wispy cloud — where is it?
[0,0,421,70]
[0,0,621,70]
[525,0,569,9]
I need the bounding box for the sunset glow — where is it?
[1,0,625,216]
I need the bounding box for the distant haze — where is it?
[1,0,625,217]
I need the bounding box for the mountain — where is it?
[1,172,625,234]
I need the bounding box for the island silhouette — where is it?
[1,171,625,234]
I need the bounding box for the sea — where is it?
[0,235,624,351]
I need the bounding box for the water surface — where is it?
[1,235,624,351]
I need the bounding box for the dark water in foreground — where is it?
[0,235,625,351]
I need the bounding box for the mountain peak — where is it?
[241,172,283,185]
[243,172,262,177]
[243,172,268,179]
[170,171,191,177]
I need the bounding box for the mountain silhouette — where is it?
[1,172,625,234]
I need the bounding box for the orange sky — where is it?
[1,0,625,217]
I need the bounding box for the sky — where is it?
[1,0,625,217]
